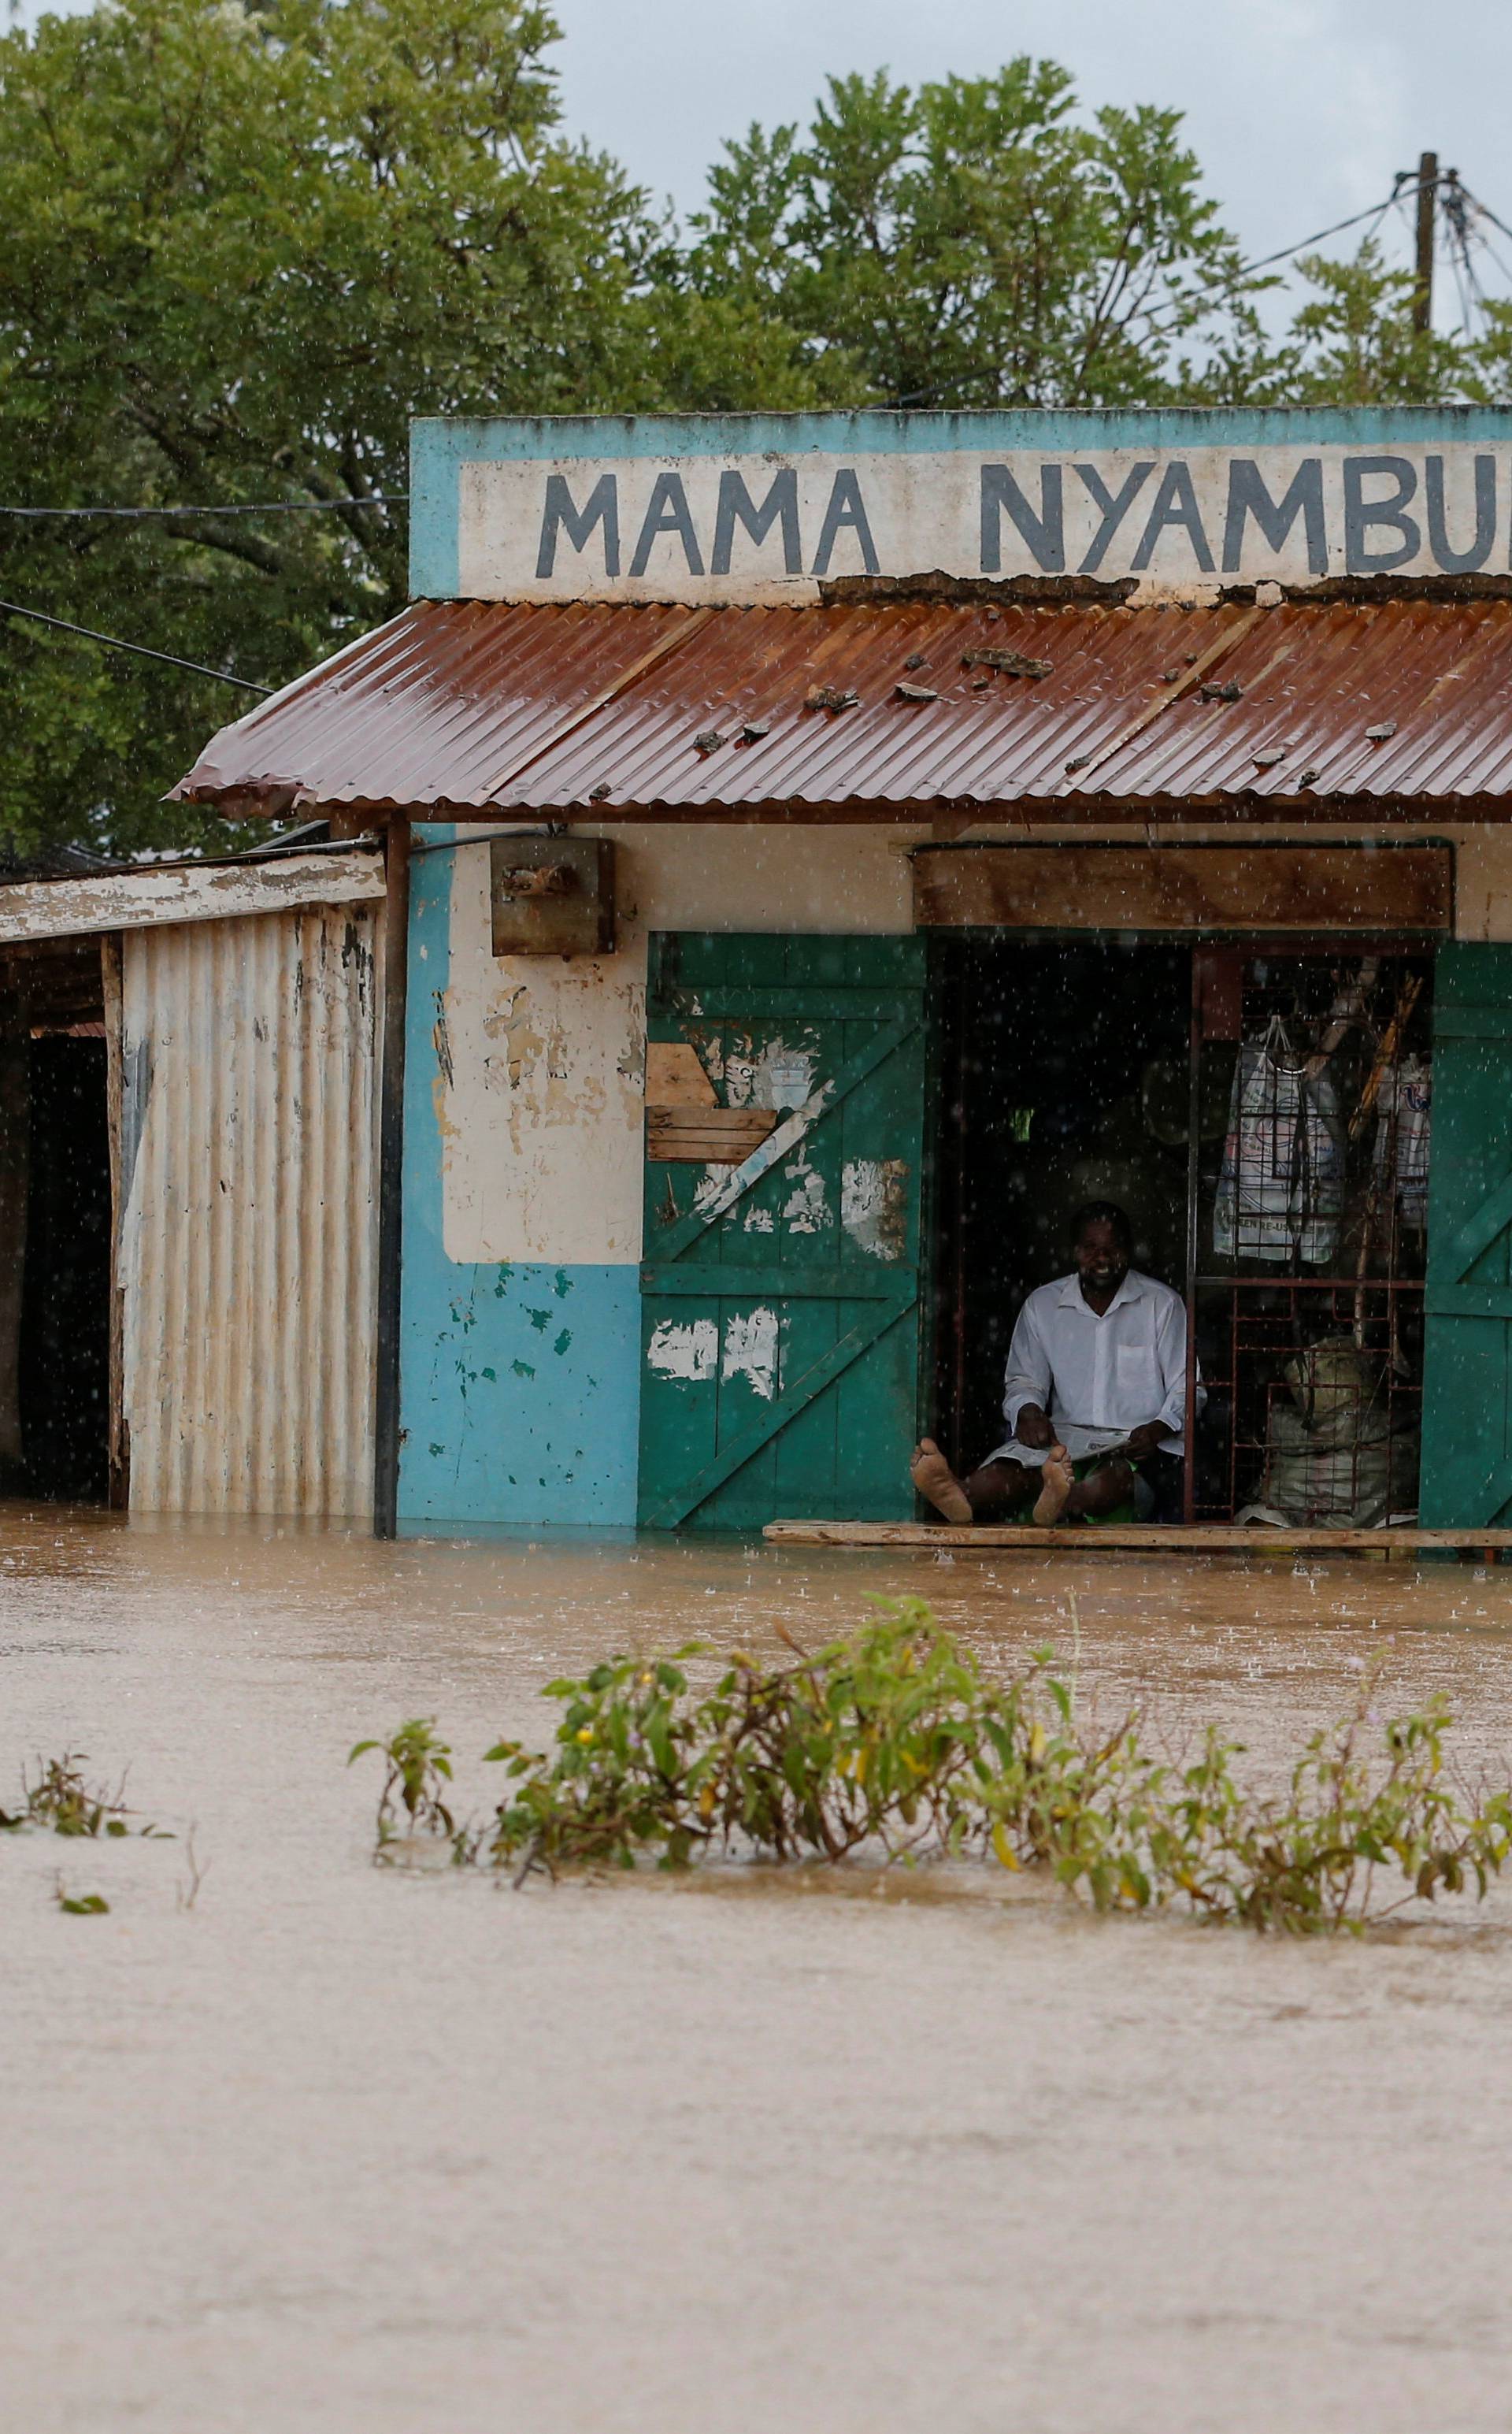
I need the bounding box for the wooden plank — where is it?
[665,988,924,1022]
[764,1520,1512,1552]
[1429,1008,1512,1039]
[639,935,928,1531]
[649,1015,918,1261]
[647,1107,776,1163]
[912,844,1453,936]
[640,1263,915,1300]
[643,1296,917,1530]
[0,850,385,945]
[1425,1284,1512,1319]
[1422,942,1512,1527]
[645,1041,717,1106]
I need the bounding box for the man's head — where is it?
[1072,1200,1132,1298]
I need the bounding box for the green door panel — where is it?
[637,933,928,1530]
[1421,943,1512,1527]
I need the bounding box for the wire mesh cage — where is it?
[1191,952,1432,1524]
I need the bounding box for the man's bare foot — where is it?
[910,1438,973,1525]
[1032,1445,1075,1527]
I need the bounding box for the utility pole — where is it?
[1414,150,1438,334]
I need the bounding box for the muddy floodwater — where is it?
[6,1513,1512,2433]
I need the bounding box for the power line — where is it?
[0,495,406,519]
[897,173,1444,403]
[0,598,272,692]
[1462,183,1512,250]
[1139,174,1436,337]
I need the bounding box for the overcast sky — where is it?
[550,0,1512,327]
[13,0,1512,325]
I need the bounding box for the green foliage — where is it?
[1191,239,1470,408]
[684,61,1262,410]
[355,1603,1512,1932]
[7,9,1512,860]
[54,1885,110,1915]
[0,1749,163,1838]
[349,1716,459,1849]
[0,0,828,857]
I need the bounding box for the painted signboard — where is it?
[411,409,1512,606]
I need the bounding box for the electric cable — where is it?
[0,597,272,692]
[895,174,1440,406]
[1137,173,1440,335]
[0,495,406,518]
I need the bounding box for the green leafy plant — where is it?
[54,1882,110,1915]
[1,1752,165,1839]
[348,1718,461,1853]
[353,1603,1512,1933]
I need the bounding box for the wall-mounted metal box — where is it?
[489,835,616,957]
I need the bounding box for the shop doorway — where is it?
[0,940,112,1504]
[930,934,1436,1528]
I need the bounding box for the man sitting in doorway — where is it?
[911,1201,1199,1527]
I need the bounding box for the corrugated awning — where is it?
[173,594,1512,820]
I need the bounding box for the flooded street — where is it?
[5,1512,1512,2433]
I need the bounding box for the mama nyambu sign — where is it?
[410,410,1512,606]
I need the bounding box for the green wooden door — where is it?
[638,933,928,1530]
[1421,944,1512,1526]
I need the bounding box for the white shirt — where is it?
[989,1271,1202,1467]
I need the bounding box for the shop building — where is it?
[18,406,1512,1538]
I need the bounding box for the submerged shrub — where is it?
[0,1752,165,1839]
[350,1602,1512,1934]
[347,1718,460,1852]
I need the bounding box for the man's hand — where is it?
[1122,1419,1175,1462]
[1015,1404,1055,1450]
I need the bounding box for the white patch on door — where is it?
[721,1308,780,1400]
[692,1164,730,1218]
[841,1158,907,1260]
[724,1036,817,1111]
[647,1319,717,1382]
[783,1148,828,1236]
[743,1205,775,1234]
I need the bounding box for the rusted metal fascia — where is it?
[372,814,410,1539]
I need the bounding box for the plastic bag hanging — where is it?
[1213,1013,1346,1265]
[1372,1052,1432,1230]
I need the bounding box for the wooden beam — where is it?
[0,849,384,947]
[912,843,1454,934]
[764,1520,1512,1555]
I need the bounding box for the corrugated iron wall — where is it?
[119,902,381,1516]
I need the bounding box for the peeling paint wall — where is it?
[398,809,1505,1532]
[435,824,920,1271]
[396,822,921,1529]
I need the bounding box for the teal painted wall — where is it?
[396,829,639,1530]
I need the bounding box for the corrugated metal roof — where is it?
[174,594,1512,818]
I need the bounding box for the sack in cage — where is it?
[1241,1338,1420,1527]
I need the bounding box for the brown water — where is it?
[5,1511,1512,2433]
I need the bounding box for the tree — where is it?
[1191,239,1469,407]
[0,0,826,857]
[682,61,1266,411]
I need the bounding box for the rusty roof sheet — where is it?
[174,594,1512,818]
